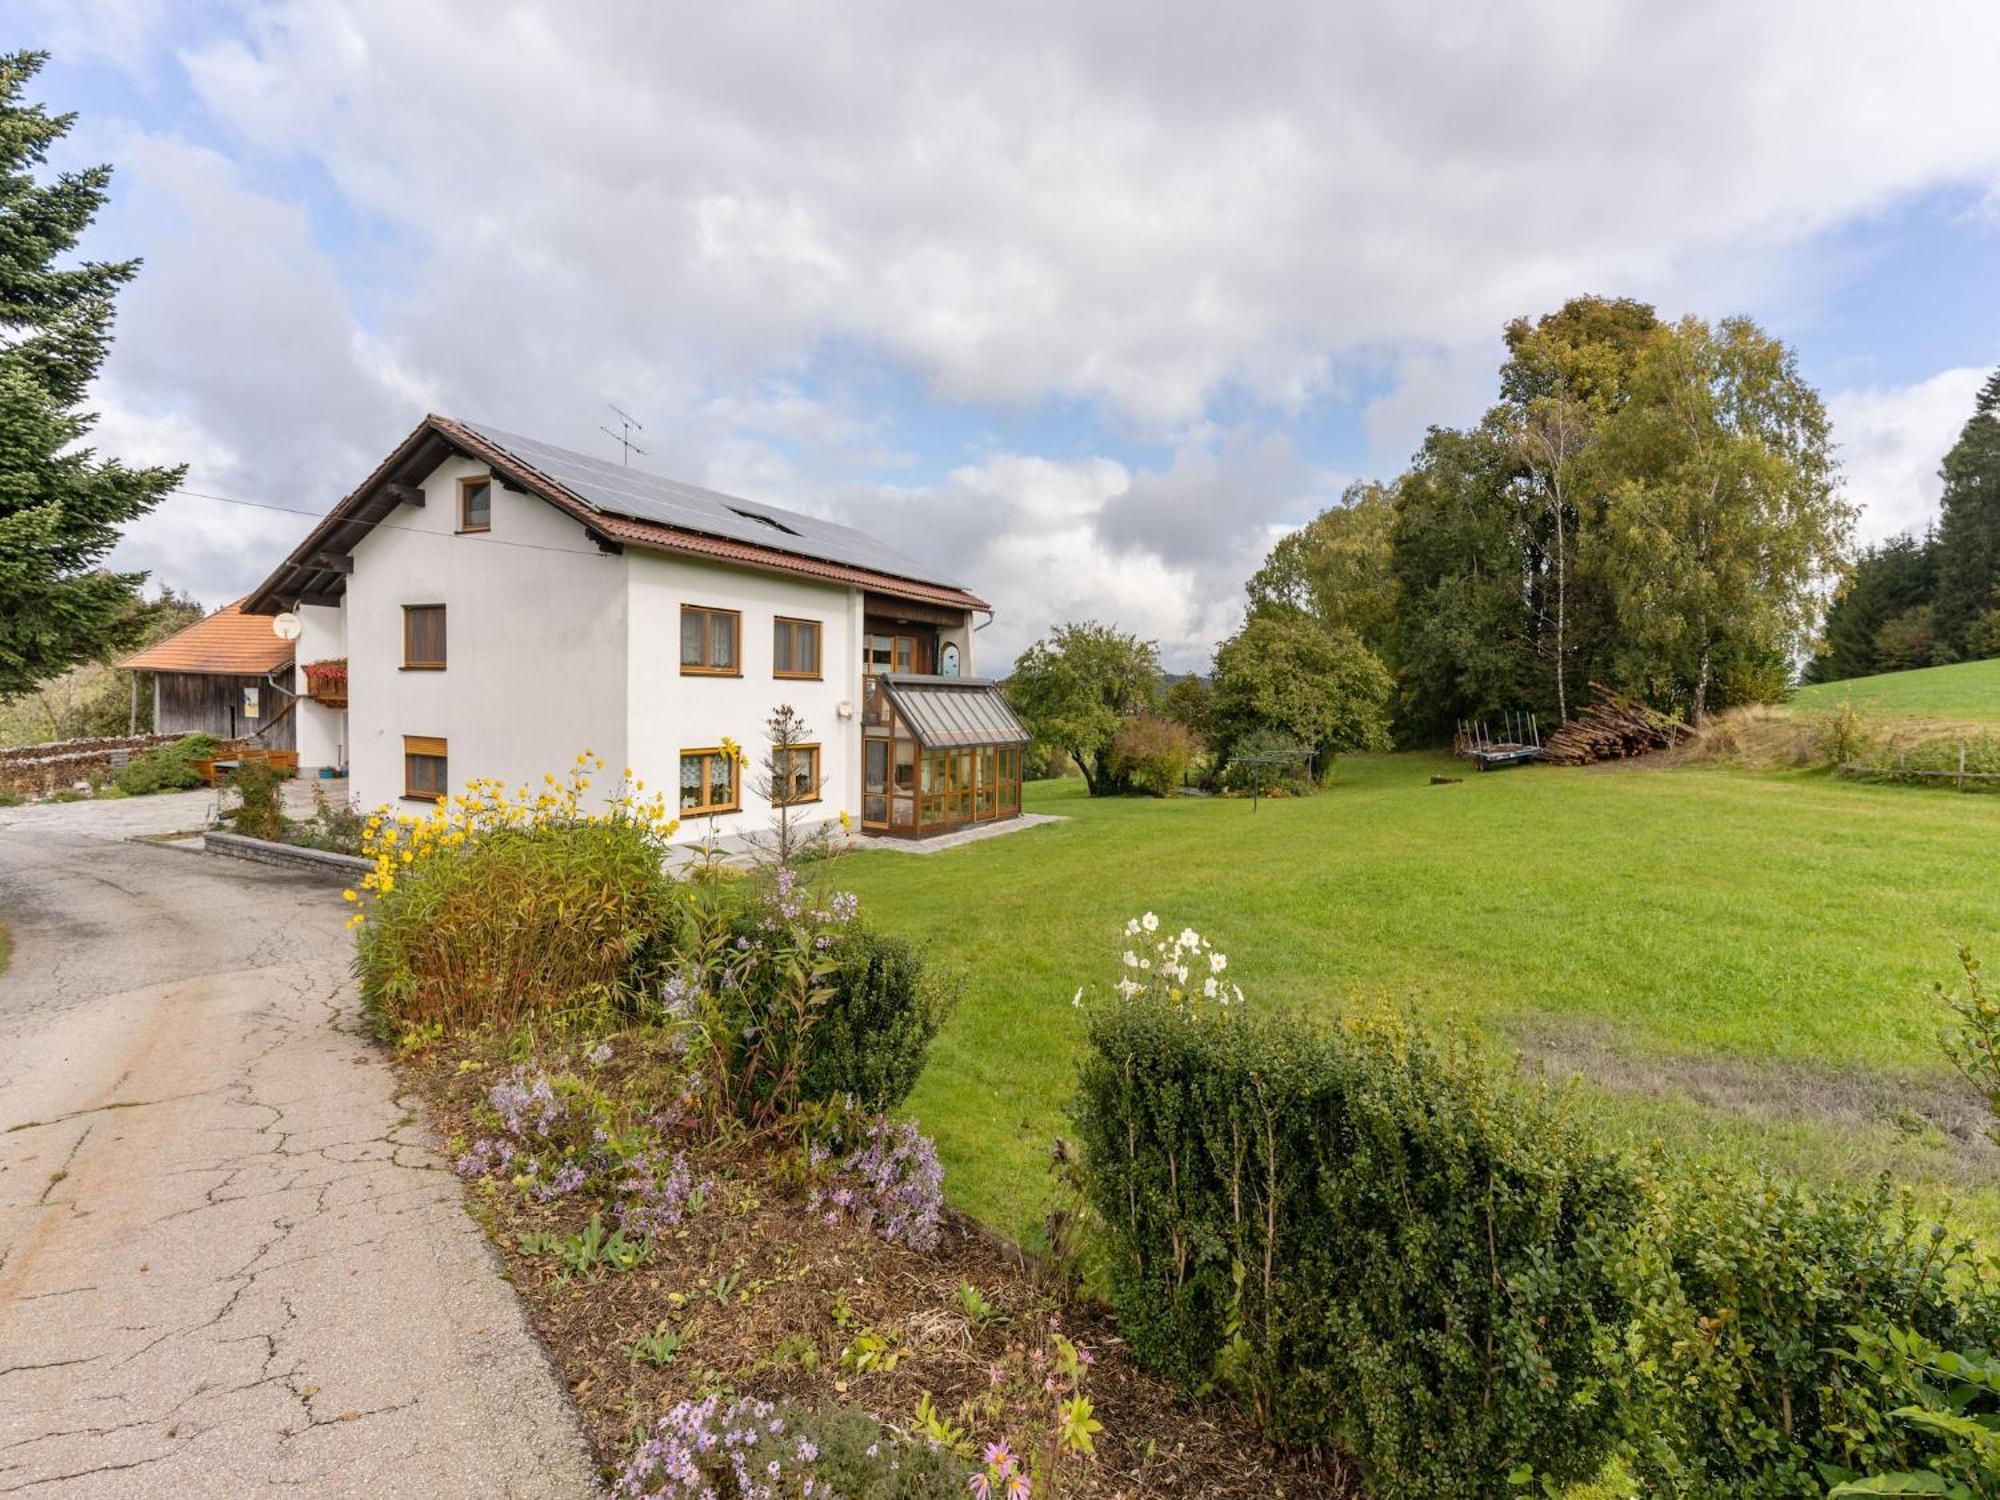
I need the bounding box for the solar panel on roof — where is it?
[459,420,963,590]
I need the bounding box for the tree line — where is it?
[1009,294,2000,790]
[1808,370,2000,682]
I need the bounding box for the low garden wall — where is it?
[201,830,370,879]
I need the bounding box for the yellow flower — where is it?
[342,888,358,902]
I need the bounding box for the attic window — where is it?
[727,506,798,537]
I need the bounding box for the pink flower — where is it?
[968,1475,990,1499]
[982,1440,1015,1475]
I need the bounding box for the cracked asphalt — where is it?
[0,794,601,1497]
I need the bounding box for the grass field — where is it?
[1794,655,2000,722]
[837,757,2000,1241]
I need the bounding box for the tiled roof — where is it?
[118,602,296,675]
[244,415,989,615]
[451,418,967,592]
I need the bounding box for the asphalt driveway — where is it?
[0,794,599,1497]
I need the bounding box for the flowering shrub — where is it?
[455,1049,707,1222]
[614,1395,970,1499]
[350,753,683,1032]
[934,1320,1104,1500]
[675,854,861,1128]
[804,1108,945,1252]
[1107,713,1199,797]
[1100,912,1241,1016]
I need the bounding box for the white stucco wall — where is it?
[624,552,861,840]
[292,602,346,775]
[343,454,628,811]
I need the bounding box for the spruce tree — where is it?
[1931,367,2000,656]
[0,50,182,702]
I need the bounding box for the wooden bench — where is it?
[194,747,299,786]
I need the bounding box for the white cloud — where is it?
[26,0,2000,650]
[1827,367,1988,545]
[839,434,1331,671]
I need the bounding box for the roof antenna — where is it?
[598,403,647,467]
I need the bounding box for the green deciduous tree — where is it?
[1159,673,1214,741]
[1243,480,1399,653]
[1004,621,1159,795]
[1496,299,1658,723]
[1385,419,1534,743]
[1595,315,1850,721]
[0,51,182,703]
[1211,613,1391,779]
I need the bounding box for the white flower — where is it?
[1209,952,1228,974]
[1116,978,1141,999]
[1233,984,1245,1005]
[1203,976,1219,999]
[1140,957,1151,970]
[1141,912,1159,933]
[1178,927,1201,951]
[1124,917,1142,937]
[1072,986,1084,1008]
[1122,951,1139,968]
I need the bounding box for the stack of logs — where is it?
[1540,684,1686,766]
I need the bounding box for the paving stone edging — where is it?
[202,830,371,879]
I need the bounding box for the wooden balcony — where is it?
[302,659,347,709]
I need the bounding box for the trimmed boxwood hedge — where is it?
[1072,999,1638,1497]
[1072,992,2000,1497]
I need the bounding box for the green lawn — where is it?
[1794,656,2000,722]
[837,758,2000,1241]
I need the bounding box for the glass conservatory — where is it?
[859,674,1029,837]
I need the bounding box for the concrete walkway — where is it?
[0,798,599,1496]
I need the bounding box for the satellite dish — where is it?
[271,612,304,641]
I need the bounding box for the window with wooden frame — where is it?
[773,617,822,680]
[403,604,446,669]
[680,605,741,675]
[678,747,740,816]
[771,743,821,805]
[458,475,492,533]
[404,736,448,802]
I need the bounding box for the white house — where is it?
[242,415,1028,840]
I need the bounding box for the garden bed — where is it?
[400,1034,1328,1497]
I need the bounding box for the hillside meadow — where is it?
[1794,654,2000,723]
[838,754,2000,1240]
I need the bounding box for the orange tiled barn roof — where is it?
[118,602,296,676]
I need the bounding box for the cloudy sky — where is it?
[21,0,2000,670]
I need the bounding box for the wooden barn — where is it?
[118,601,298,749]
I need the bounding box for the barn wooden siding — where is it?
[154,673,296,749]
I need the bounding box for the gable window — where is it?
[773,617,822,679]
[459,476,492,533]
[403,604,446,669]
[404,735,448,801]
[772,743,821,804]
[680,605,740,675]
[679,747,740,816]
